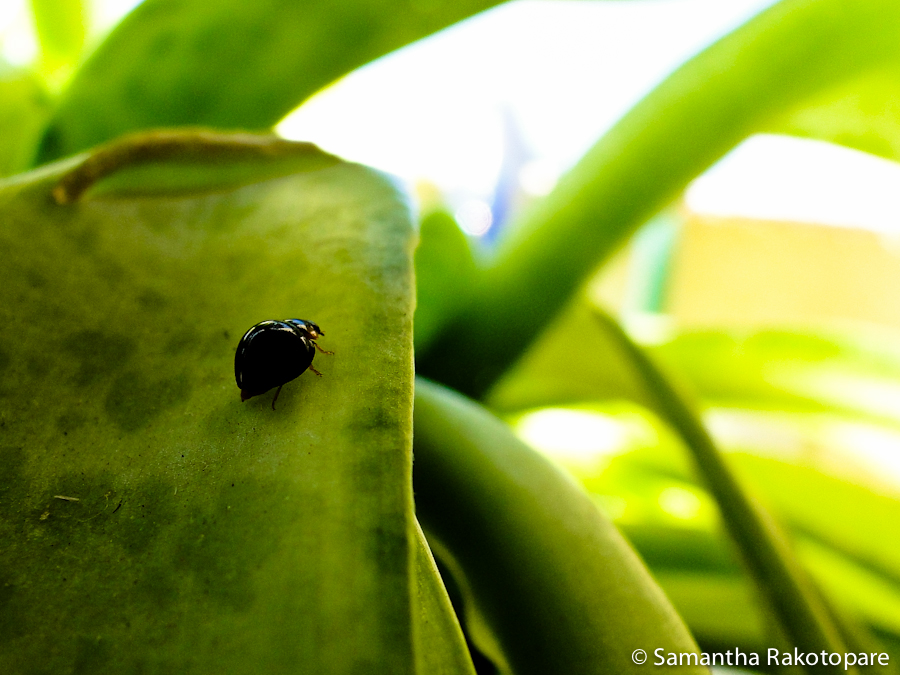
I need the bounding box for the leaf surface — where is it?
[412,521,478,675]
[0,131,416,673]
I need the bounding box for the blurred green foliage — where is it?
[29,0,85,83]
[2,0,900,673]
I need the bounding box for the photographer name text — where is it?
[640,647,889,670]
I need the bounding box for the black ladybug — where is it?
[235,319,333,409]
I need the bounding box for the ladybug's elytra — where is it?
[235,319,333,409]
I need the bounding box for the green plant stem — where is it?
[589,308,852,674]
[50,128,334,203]
[417,0,900,398]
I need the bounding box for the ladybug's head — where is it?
[286,318,324,340]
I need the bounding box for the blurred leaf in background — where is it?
[0,65,49,175]
[30,0,86,86]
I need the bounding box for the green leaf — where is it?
[36,0,505,163]
[30,0,86,80]
[572,310,888,675]
[412,521,478,675]
[413,210,476,354]
[731,453,900,629]
[0,131,416,673]
[654,329,900,422]
[583,442,900,651]
[486,297,659,414]
[655,572,768,650]
[515,398,900,654]
[0,67,52,176]
[652,331,848,413]
[491,314,900,425]
[773,66,900,162]
[413,378,706,675]
[581,309,856,670]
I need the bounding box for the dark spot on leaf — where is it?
[70,225,99,253]
[0,573,26,644]
[104,370,191,432]
[349,404,397,434]
[0,348,9,399]
[174,481,278,611]
[350,659,383,675]
[73,634,110,674]
[25,356,48,378]
[25,270,46,289]
[367,523,407,577]
[0,446,25,509]
[138,565,179,608]
[109,478,175,552]
[56,411,88,435]
[164,329,198,355]
[137,289,167,310]
[96,258,125,285]
[64,331,135,387]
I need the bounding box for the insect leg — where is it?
[271,384,284,410]
[313,342,334,355]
